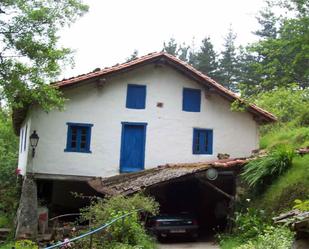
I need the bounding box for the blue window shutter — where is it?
[193,128,213,154]
[193,129,198,154]
[126,84,146,109]
[183,88,201,112]
[206,130,213,154]
[65,123,93,153]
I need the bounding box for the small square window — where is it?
[193,128,213,154]
[65,123,93,153]
[183,88,201,112]
[126,84,146,109]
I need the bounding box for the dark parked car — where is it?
[146,213,199,239]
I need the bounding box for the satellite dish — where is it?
[206,168,218,181]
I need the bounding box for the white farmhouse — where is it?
[15,52,275,180]
[14,52,276,238]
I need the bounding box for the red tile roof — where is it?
[54,52,276,123]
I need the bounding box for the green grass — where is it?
[220,237,243,249]
[260,125,309,150]
[0,242,14,249]
[253,154,309,213]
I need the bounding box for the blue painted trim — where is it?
[119,122,147,173]
[192,128,213,155]
[64,122,93,153]
[182,88,201,112]
[126,84,147,109]
[121,122,148,126]
[66,122,93,127]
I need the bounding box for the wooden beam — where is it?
[33,173,93,182]
[198,177,235,201]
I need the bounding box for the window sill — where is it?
[193,152,213,155]
[183,109,201,112]
[64,149,92,154]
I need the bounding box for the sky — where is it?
[59,0,267,79]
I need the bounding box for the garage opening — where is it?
[37,179,103,217]
[146,171,235,236]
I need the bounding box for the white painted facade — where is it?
[18,64,259,178]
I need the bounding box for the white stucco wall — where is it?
[18,119,31,175]
[19,64,259,178]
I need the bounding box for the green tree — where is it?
[239,0,309,96]
[126,49,138,62]
[254,7,278,39]
[178,43,190,62]
[194,36,219,80]
[253,87,309,123]
[218,26,239,91]
[0,0,88,110]
[163,38,178,56]
[0,108,19,222]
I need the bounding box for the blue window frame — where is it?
[183,88,201,112]
[65,123,93,153]
[193,128,213,154]
[126,84,146,109]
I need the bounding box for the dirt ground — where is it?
[158,241,219,249]
[158,237,219,249]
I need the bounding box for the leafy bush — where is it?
[241,145,295,193]
[0,240,38,249]
[253,87,309,124]
[0,214,9,228]
[293,199,309,211]
[236,226,294,249]
[298,109,309,126]
[232,208,268,241]
[0,109,20,232]
[78,194,159,249]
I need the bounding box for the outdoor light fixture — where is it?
[30,130,39,158]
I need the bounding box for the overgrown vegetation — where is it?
[76,194,159,249]
[241,145,295,193]
[0,109,19,229]
[293,199,309,212]
[219,208,294,249]
[260,125,309,150]
[253,155,309,214]
[0,240,38,249]
[236,226,294,249]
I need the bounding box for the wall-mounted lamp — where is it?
[30,130,39,158]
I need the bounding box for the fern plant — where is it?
[241,145,295,193]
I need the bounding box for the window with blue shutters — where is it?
[65,123,93,153]
[183,88,201,112]
[193,128,213,154]
[126,84,146,109]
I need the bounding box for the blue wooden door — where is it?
[120,123,147,173]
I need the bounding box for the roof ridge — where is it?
[53,51,164,86]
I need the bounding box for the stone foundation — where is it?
[15,176,38,240]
